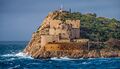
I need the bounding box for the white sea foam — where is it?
[1,52,33,59]
[82,62,91,65]
[51,57,68,60]
[60,56,71,59]
[50,57,96,60]
[50,56,77,60]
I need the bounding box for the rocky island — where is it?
[23,9,120,59]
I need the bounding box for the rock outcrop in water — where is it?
[23,9,120,59]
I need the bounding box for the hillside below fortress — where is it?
[23,9,120,59]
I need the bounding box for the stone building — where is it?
[39,10,81,47]
[24,9,89,58]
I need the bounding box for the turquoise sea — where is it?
[0,41,120,69]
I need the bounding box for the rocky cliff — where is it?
[23,9,120,59]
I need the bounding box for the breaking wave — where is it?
[1,52,33,59]
[50,56,82,60]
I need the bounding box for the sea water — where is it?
[0,41,120,69]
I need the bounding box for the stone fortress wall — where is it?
[44,42,88,51]
[40,18,82,47]
[38,11,89,51]
[25,9,89,54]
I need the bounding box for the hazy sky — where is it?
[0,0,120,41]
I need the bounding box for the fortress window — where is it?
[59,23,61,25]
[59,33,62,39]
[53,41,55,43]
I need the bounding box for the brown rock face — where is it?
[23,9,120,59]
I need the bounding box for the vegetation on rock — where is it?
[52,11,120,42]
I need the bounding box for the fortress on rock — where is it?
[23,9,89,58]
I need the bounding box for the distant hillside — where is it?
[52,10,120,41]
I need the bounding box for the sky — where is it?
[0,0,120,41]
